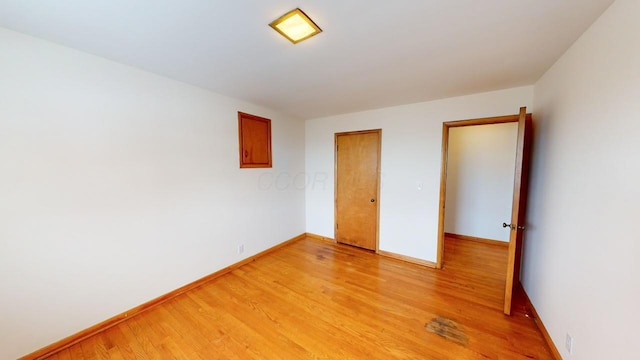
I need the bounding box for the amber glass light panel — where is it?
[269,8,322,44]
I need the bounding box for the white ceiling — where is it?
[0,0,614,119]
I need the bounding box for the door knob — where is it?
[370,198,375,203]
[503,223,525,230]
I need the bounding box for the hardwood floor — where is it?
[45,236,552,359]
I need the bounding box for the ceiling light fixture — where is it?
[269,8,322,44]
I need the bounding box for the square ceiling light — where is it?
[269,8,322,44]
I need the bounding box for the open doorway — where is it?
[436,108,532,315]
[443,122,517,246]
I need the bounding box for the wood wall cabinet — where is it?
[238,112,272,168]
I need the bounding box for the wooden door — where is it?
[503,107,533,315]
[335,130,381,251]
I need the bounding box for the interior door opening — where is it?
[436,107,532,315]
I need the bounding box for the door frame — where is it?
[334,129,382,252]
[435,112,531,268]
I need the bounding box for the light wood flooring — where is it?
[44,236,552,359]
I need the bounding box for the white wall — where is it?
[444,123,518,242]
[526,0,639,358]
[305,87,533,262]
[0,28,305,359]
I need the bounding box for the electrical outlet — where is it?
[565,333,573,355]
[237,244,244,254]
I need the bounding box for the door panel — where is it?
[504,107,533,315]
[335,130,381,250]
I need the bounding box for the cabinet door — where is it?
[238,112,272,168]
